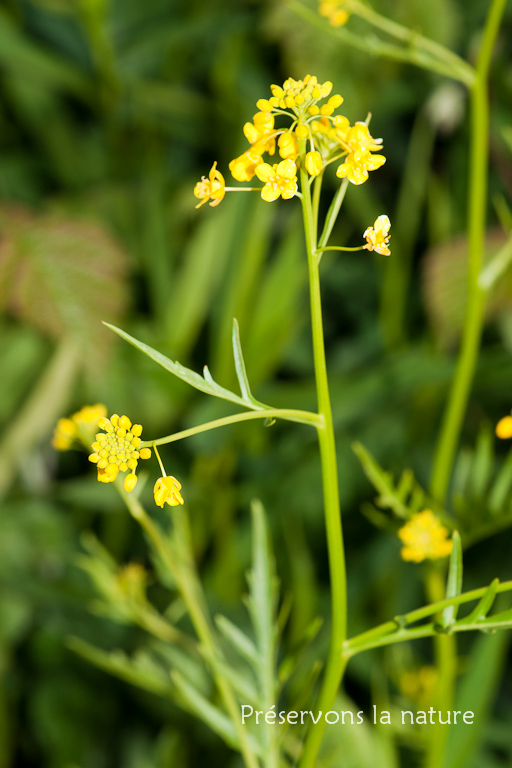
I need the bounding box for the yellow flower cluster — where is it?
[398,510,453,563]
[318,0,350,27]
[53,404,107,450]
[194,74,386,206]
[363,215,391,255]
[88,414,151,492]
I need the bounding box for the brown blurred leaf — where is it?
[422,230,512,348]
[0,205,129,369]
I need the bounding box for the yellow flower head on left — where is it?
[52,403,107,451]
[194,162,226,208]
[363,215,391,255]
[398,510,453,563]
[89,414,151,489]
[255,159,298,202]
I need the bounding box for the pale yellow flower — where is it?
[52,418,77,451]
[336,147,386,185]
[363,215,391,255]
[194,162,226,208]
[318,0,349,27]
[243,112,276,156]
[255,159,298,202]
[154,476,184,507]
[398,510,453,563]
[229,150,263,182]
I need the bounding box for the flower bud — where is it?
[305,151,322,177]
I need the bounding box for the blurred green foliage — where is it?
[1,0,512,765]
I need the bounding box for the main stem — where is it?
[298,151,348,768]
[428,4,506,768]
[430,0,507,506]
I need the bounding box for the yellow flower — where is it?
[305,150,322,176]
[243,112,276,156]
[398,510,453,563]
[363,215,391,255]
[73,404,107,427]
[154,476,184,507]
[52,404,108,451]
[318,0,349,26]
[229,150,263,182]
[255,159,298,202]
[496,415,512,439]
[335,122,385,185]
[89,414,151,488]
[194,162,226,208]
[278,132,299,160]
[52,418,77,451]
[343,122,383,153]
[336,147,386,185]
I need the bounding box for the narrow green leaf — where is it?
[215,615,258,666]
[232,318,264,408]
[170,670,262,756]
[104,323,266,411]
[68,637,172,697]
[442,631,510,768]
[441,530,463,628]
[459,578,499,626]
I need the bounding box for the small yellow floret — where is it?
[154,476,184,507]
[278,132,299,160]
[243,112,276,155]
[194,162,226,208]
[295,125,309,140]
[124,473,138,492]
[398,510,453,563]
[229,151,263,182]
[255,159,298,202]
[363,215,391,256]
[496,415,512,439]
[140,447,152,460]
[52,418,77,451]
[318,0,349,27]
[305,151,323,177]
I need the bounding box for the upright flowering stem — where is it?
[297,142,348,768]
[430,0,507,508]
[427,3,507,767]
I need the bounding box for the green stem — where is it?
[345,579,512,655]
[122,489,260,768]
[316,246,364,253]
[297,142,347,768]
[430,0,507,505]
[425,568,457,768]
[347,0,475,86]
[287,0,474,86]
[141,408,322,448]
[311,172,323,243]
